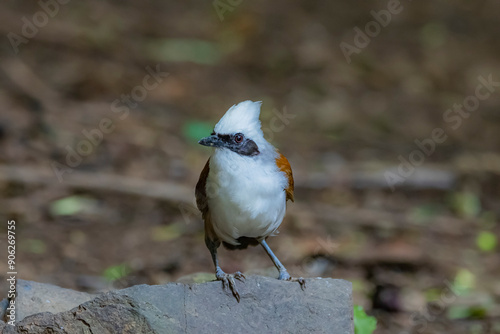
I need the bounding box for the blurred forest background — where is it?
[0,0,499,333]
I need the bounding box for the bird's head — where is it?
[198,100,267,156]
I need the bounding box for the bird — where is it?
[195,100,304,302]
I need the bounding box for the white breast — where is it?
[207,149,288,245]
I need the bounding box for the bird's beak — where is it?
[198,134,224,148]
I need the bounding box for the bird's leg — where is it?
[206,237,245,302]
[260,239,306,290]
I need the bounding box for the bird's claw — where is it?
[234,271,246,281]
[294,277,306,290]
[279,271,306,290]
[286,276,306,290]
[216,271,245,302]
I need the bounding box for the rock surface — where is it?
[2,276,353,334]
[14,279,95,322]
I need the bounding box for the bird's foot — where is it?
[278,270,306,290]
[215,270,245,302]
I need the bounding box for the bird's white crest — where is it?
[214,100,264,139]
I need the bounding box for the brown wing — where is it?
[195,158,210,217]
[195,159,221,245]
[276,153,294,202]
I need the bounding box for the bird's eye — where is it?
[234,133,244,143]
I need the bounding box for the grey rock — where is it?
[15,294,155,334]
[10,276,353,334]
[16,279,94,322]
[0,298,9,321]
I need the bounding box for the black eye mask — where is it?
[217,133,260,156]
